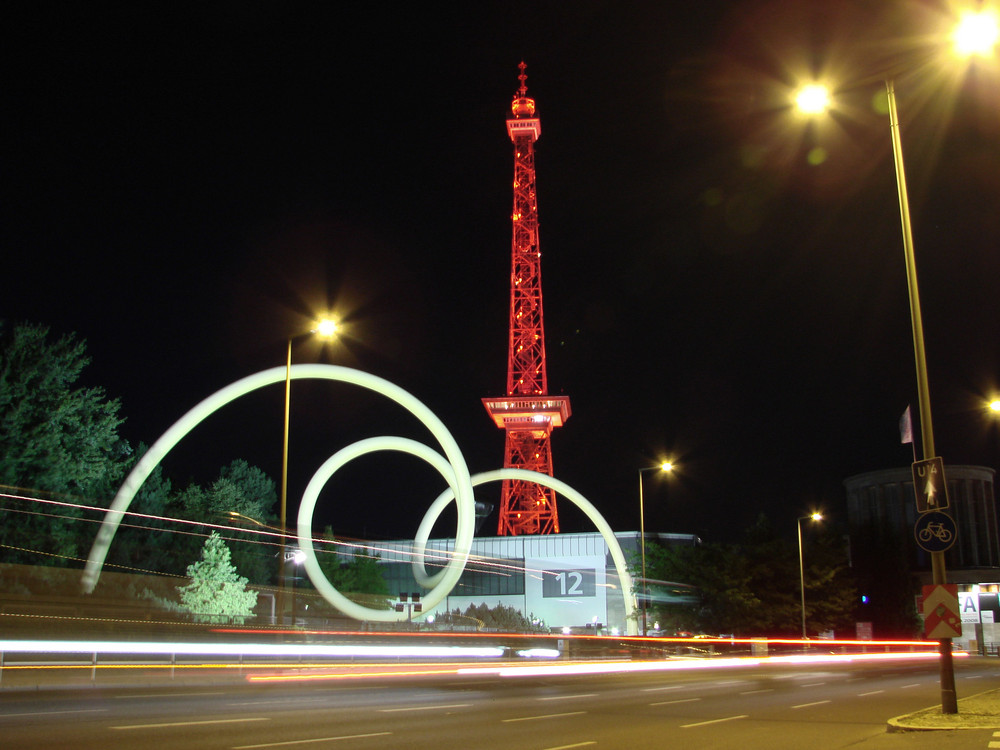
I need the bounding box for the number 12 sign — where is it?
[542,569,596,598]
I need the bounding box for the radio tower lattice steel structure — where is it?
[483,63,571,536]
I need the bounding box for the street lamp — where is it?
[278,317,339,625]
[797,512,822,639]
[790,11,994,710]
[638,461,674,637]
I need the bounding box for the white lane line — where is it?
[801,682,826,687]
[539,694,598,701]
[503,711,586,723]
[650,697,700,706]
[858,690,884,697]
[901,684,921,689]
[740,689,773,695]
[3,708,108,718]
[541,744,596,750]
[233,732,391,749]
[378,703,471,713]
[791,700,831,710]
[228,699,327,707]
[116,691,226,699]
[112,717,269,730]
[642,685,686,692]
[681,714,748,729]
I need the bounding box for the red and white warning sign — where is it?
[922,584,962,639]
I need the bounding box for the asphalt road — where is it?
[4,658,1000,749]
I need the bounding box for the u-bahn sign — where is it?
[912,457,949,513]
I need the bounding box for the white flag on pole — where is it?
[900,405,914,445]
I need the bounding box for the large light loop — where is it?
[82,364,475,608]
[81,365,635,633]
[296,436,469,621]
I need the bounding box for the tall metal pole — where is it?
[886,78,957,714]
[798,518,807,639]
[278,339,292,626]
[638,471,647,637]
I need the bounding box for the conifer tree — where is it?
[177,532,258,624]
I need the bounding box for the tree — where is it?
[177,532,258,624]
[641,514,857,637]
[0,322,127,564]
[179,459,279,585]
[302,526,391,612]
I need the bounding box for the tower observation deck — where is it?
[483,62,570,536]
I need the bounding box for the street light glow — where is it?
[314,317,340,338]
[952,9,999,58]
[661,461,674,472]
[795,84,830,115]
[988,399,1000,413]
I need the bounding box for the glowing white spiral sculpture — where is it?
[81,364,636,632]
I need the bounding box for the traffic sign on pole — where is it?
[912,457,949,513]
[922,584,962,639]
[914,511,957,553]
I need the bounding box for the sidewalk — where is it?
[889,688,1000,731]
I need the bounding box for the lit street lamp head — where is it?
[313,317,339,338]
[794,83,830,115]
[952,9,999,58]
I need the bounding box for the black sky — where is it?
[4,1,999,545]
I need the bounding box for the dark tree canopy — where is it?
[641,514,858,637]
[0,322,127,563]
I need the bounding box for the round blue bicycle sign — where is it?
[914,511,957,553]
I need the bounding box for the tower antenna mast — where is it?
[483,63,571,535]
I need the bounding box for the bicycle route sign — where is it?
[914,510,957,553]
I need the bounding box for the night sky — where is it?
[5,2,999,546]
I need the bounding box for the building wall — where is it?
[844,465,998,580]
[369,531,698,634]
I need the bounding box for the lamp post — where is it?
[278,317,339,625]
[797,513,822,639]
[788,12,995,708]
[638,461,674,637]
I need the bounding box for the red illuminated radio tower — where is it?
[483,62,571,536]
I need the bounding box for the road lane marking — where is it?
[112,717,270,730]
[503,711,586,723]
[378,703,470,713]
[228,699,328,707]
[642,685,686,692]
[3,708,108,718]
[233,732,392,748]
[539,694,597,701]
[801,682,826,687]
[740,689,773,695]
[792,700,831,709]
[650,698,700,706]
[902,684,921,689]
[681,714,748,728]
[115,691,226,699]
[542,744,596,750]
[858,690,884,697]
